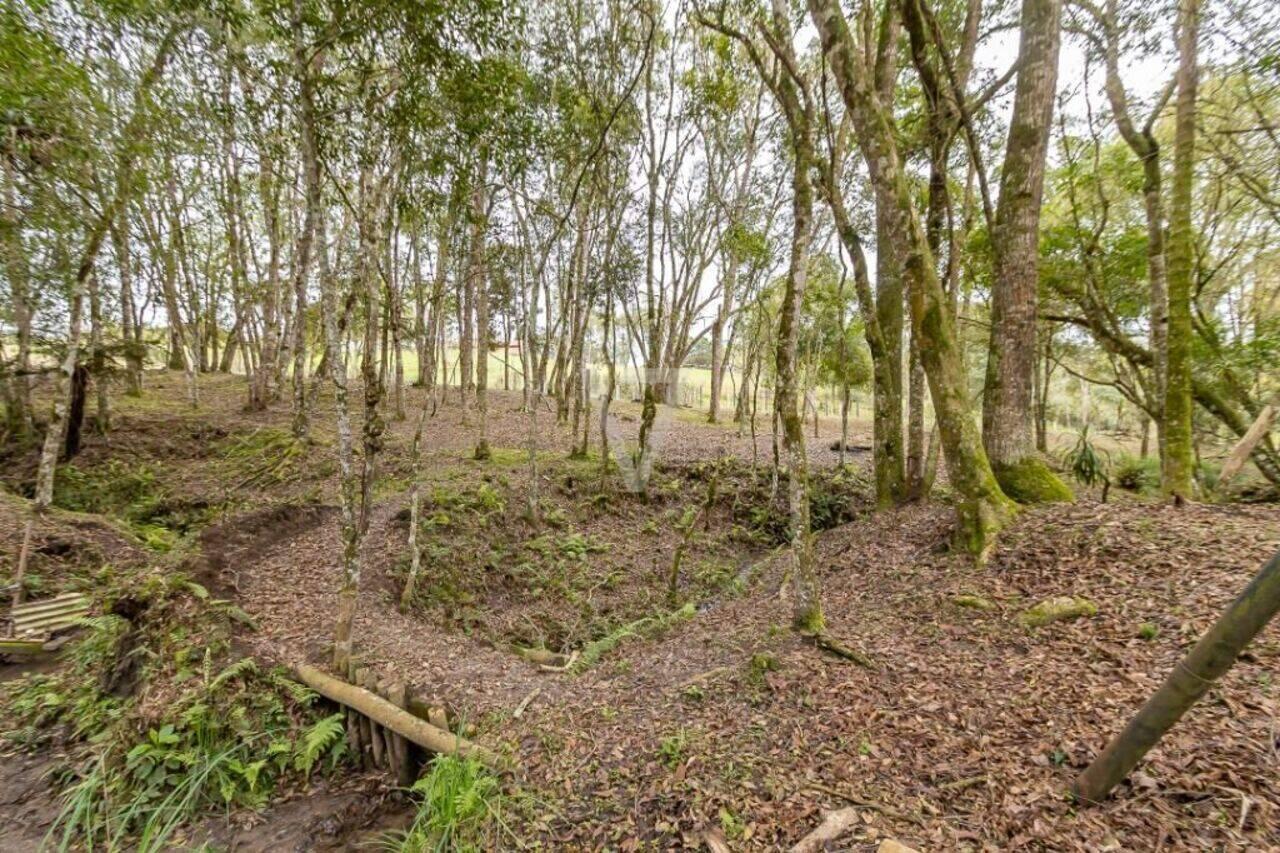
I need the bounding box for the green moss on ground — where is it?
[1019,595,1098,628]
[995,457,1075,504]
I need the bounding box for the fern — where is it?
[295,712,346,775]
[208,658,258,694]
[268,671,318,706]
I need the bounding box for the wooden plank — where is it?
[13,602,89,629]
[12,593,88,618]
[14,615,87,635]
[0,638,49,655]
[13,602,88,622]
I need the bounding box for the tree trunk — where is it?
[906,333,925,498]
[470,159,491,460]
[809,0,1014,557]
[290,1,319,440]
[983,0,1068,502]
[1162,0,1198,502]
[3,125,34,438]
[88,270,108,434]
[109,213,144,397]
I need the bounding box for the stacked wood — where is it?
[295,663,502,770]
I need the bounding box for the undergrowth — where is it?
[378,754,509,853]
[54,461,217,551]
[1,570,347,852]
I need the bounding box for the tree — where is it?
[808,0,1015,558]
[1161,0,1198,501]
[981,0,1073,502]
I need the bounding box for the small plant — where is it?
[747,652,780,686]
[1113,454,1159,494]
[1137,622,1160,641]
[658,729,688,770]
[571,603,695,673]
[1063,427,1111,502]
[718,807,745,840]
[558,532,607,560]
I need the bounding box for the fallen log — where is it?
[1217,403,1276,490]
[294,664,503,769]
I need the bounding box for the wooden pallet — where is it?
[9,592,90,640]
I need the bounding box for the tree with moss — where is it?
[982,0,1073,503]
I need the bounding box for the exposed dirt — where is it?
[0,749,62,851]
[3,371,1279,850]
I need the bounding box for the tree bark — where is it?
[983,0,1066,495]
[290,1,319,440]
[1162,0,1198,502]
[470,158,491,459]
[809,0,1014,557]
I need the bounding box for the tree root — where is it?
[804,631,877,670]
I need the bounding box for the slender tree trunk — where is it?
[708,257,737,424]
[89,269,108,433]
[290,2,319,440]
[906,334,925,497]
[323,185,360,672]
[1162,0,1198,502]
[3,126,34,438]
[10,25,176,613]
[110,214,144,396]
[357,165,386,535]
[471,159,491,460]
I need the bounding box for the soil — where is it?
[2,371,1279,850]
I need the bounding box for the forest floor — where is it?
[2,371,1279,851]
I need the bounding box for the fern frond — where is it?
[208,658,258,694]
[295,712,345,775]
[268,671,317,706]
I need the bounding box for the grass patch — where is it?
[380,754,509,852]
[53,461,216,552]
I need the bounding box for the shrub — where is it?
[1113,454,1159,494]
[3,574,347,852]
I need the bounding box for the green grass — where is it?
[380,755,508,853]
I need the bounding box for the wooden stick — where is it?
[383,680,415,786]
[807,782,924,825]
[361,670,387,768]
[295,664,503,767]
[790,807,860,853]
[352,666,375,767]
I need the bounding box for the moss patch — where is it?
[994,457,1074,505]
[1019,595,1098,628]
[952,594,996,611]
